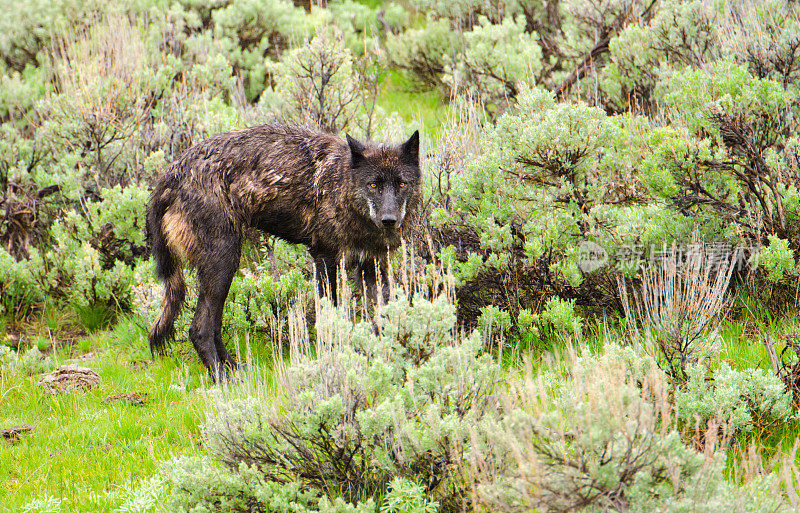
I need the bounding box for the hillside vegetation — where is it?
[1,0,800,511]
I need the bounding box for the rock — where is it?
[104,392,147,406]
[0,424,34,441]
[40,364,101,395]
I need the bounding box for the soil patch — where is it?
[104,392,147,406]
[0,424,35,442]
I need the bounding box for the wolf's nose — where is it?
[382,215,397,228]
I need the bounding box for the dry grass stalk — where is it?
[719,0,800,90]
[618,244,736,383]
[51,15,151,128]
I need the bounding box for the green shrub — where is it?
[0,345,53,377]
[113,474,166,513]
[222,239,313,336]
[165,293,501,510]
[478,304,512,341]
[472,345,790,512]
[223,267,312,335]
[602,0,718,113]
[654,60,797,249]
[262,26,380,134]
[385,17,456,92]
[211,0,305,101]
[0,344,15,376]
[38,214,137,310]
[380,478,439,513]
[329,0,409,53]
[675,362,793,437]
[758,235,799,282]
[540,296,582,336]
[434,86,666,324]
[20,494,63,513]
[443,15,541,114]
[0,247,43,320]
[163,456,374,513]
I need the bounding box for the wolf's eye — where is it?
[399,182,406,188]
[369,182,378,188]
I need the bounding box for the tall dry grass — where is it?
[617,243,736,383]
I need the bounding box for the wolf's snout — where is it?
[382,215,397,228]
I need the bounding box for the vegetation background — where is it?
[1,0,800,511]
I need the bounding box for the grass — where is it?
[72,303,117,333]
[0,316,211,512]
[377,71,451,140]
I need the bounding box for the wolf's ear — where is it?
[346,134,365,166]
[401,130,419,165]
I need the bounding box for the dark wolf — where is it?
[146,124,421,380]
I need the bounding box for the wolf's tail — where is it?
[147,182,185,355]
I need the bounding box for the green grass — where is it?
[377,71,451,140]
[72,303,117,333]
[0,317,212,512]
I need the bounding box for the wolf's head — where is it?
[347,131,421,233]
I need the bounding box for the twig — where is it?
[764,332,781,377]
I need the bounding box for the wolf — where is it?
[146,124,421,380]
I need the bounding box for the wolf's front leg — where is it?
[312,248,338,306]
[378,257,392,305]
[355,256,392,307]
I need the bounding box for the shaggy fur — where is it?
[147,124,421,380]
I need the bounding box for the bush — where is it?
[602,0,718,114]
[165,293,501,511]
[380,478,439,513]
[432,86,664,325]
[471,345,790,512]
[211,0,305,101]
[32,207,138,310]
[163,456,375,513]
[386,17,456,92]
[540,296,582,336]
[758,235,799,283]
[655,60,797,248]
[262,26,382,135]
[443,16,541,114]
[676,362,793,438]
[222,240,314,336]
[0,247,43,320]
[478,304,512,342]
[0,345,53,377]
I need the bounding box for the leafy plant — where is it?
[165,293,501,511]
[471,345,790,513]
[676,362,793,437]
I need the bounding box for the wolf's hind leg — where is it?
[190,235,242,382]
[188,286,223,381]
[210,265,241,372]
